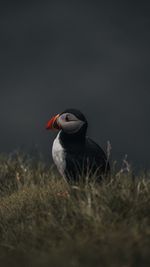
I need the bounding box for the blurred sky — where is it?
[0,0,150,169]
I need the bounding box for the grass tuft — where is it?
[0,153,149,266]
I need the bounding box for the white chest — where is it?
[52,132,66,177]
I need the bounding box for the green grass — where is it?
[0,152,149,267]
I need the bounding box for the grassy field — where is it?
[0,152,149,267]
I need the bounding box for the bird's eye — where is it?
[66,115,70,122]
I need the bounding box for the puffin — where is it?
[46,109,110,183]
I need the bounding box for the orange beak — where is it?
[46,114,60,130]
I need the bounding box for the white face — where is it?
[57,113,85,134]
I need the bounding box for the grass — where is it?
[0,152,149,267]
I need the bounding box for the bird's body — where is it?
[46,109,110,183]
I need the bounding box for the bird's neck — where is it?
[58,129,86,151]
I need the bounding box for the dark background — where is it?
[0,0,150,170]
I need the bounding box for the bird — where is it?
[46,108,110,183]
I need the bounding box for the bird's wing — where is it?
[85,137,110,172]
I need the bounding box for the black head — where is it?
[46,108,88,138]
[58,108,88,135]
[60,108,87,123]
